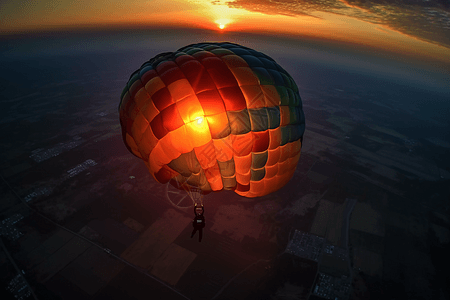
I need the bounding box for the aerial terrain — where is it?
[1,1,449,299]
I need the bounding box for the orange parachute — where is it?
[119,42,305,198]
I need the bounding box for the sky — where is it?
[1,0,450,63]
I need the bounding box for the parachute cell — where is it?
[119,42,305,197]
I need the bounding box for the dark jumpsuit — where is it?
[191,205,205,242]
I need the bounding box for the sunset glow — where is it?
[0,0,449,63]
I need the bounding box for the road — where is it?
[342,198,357,280]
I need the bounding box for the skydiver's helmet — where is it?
[195,205,203,216]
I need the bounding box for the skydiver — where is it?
[191,203,205,242]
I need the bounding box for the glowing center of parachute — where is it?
[195,116,204,126]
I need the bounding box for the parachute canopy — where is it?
[119,42,305,197]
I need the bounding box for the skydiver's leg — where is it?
[198,228,203,242]
[191,228,197,238]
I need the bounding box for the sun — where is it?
[215,19,231,31]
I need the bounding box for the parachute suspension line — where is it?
[189,186,204,205]
[174,174,203,205]
[181,184,203,205]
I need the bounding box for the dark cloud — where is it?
[219,0,450,48]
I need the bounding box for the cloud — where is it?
[220,0,450,47]
[223,0,322,18]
